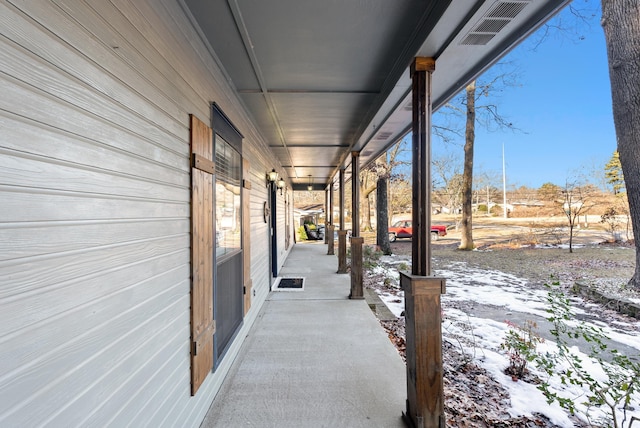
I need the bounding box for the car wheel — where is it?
[389,232,397,242]
[431,231,439,241]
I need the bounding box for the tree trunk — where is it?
[601,0,640,289]
[569,223,574,254]
[363,195,373,231]
[459,81,476,250]
[376,176,391,255]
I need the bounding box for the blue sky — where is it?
[430,4,617,190]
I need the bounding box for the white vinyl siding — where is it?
[0,0,283,426]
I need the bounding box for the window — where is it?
[215,134,241,258]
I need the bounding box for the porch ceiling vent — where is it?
[460,1,531,46]
[374,131,393,141]
[274,277,305,291]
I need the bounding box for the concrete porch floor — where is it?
[201,241,407,428]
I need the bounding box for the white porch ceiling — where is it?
[183,0,569,190]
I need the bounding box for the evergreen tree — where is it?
[604,151,625,194]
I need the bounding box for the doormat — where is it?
[273,277,305,291]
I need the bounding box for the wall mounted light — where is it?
[266,168,278,187]
[307,175,313,191]
[277,177,285,195]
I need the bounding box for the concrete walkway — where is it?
[201,242,407,428]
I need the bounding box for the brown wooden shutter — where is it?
[190,114,215,395]
[242,158,252,315]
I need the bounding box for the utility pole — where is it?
[486,185,490,216]
[502,143,507,219]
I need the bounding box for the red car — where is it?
[388,220,447,242]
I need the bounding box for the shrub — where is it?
[397,261,409,272]
[535,281,640,428]
[500,319,543,380]
[297,225,308,240]
[362,245,382,270]
[601,206,622,242]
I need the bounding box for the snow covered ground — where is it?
[370,255,640,427]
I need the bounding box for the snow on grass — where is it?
[372,258,640,427]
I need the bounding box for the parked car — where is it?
[388,220,447,242]
[303,223,324,240]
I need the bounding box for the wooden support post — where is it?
[337,230,348,273]
[329,181,334,226]
[324,188,329,244]
[401,274,446,428]
[349,236,364,299]
[339,169,345,231]
[402,56,444,428]
[326,224,335,255]
[351,152,360,238]
[349,152,364,299]
[411,57,435,277]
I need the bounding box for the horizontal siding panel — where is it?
[105,340,188,427]
[0,112,189,188]
[46,299,189,427]
[0,189,188,223]
[0,150,187,204]
[123,0,224,119]
[0,33,186,155]
[0,219,188,261]
[0,73,188,174]
[0,234,188,307]
[0,251,189,367]
[1,0,188,141]
[0,283,189,426]
[58,0,210,122]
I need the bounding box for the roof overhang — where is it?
[182,0,569,191]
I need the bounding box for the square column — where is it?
[326,224,335,255]
[349,236,364,299]
[403,57,444,428]
[349,152,363,299]
[337,230,348,273]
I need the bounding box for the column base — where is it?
[349,236,364,299]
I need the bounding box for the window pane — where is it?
[215,135,241,258]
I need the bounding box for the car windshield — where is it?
[392,221,411,227]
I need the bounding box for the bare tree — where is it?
[601,0,640,289]
[434,68,521,249]
[473,170,501,216]
[432,152,463,218]
[359,169,378,231]
[360,141,409,251]
[560,180,597,253]
[390,177,412,216]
